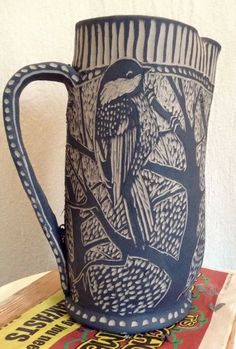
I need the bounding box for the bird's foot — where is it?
[170,115,181,132]
[145,88,156,104]
[135,242,147,251]
[141,244,146,251]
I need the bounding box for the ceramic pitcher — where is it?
[3,15,220,334]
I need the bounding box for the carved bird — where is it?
[95,58,160,248]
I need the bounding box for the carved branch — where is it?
[144,161,186,185]
[166,76,191,136]
[67,154,87,194]
[166,75,183,102]
[66,199,97,211]
[142,245,177,275]
[192,87,202,132]
[67,134,96,161]
[152,186,186,206]
[146,89,172,122]
[196,135,205,147]
[178,77,185,99]
[199,94,208,136]
[72,257,127,287]
[84,238,110,251]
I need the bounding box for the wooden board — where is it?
[0,270,60,328]
[227,315,236,349]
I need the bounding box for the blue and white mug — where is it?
[3,15,220,334]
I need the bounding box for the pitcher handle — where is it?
[3,62,80,295]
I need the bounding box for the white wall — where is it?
[0,0,235,286]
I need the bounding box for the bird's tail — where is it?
[124,174,154,246]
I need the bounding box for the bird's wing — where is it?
[110,126,138,203]
[95,107,139,204]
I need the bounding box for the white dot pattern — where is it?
[66,298,191,333]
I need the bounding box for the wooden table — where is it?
[0,270,235,348]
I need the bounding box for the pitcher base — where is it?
[65,296,192,334]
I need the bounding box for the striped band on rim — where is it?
[73,16,220,85]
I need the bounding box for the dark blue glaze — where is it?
[3,16,220,334]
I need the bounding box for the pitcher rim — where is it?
[76,15,221,50]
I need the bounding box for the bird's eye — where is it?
[126,70,133,79]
